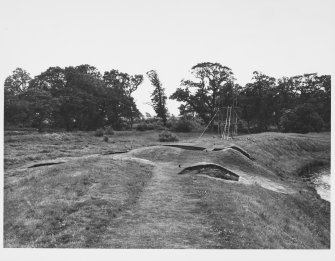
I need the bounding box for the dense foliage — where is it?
[158,130,178,142]
[171,63,330,133]
[4,63,330,133]
[4,65,143,131]
[279,103,324,133]
[170,62,236,125]
[170,119,194,132]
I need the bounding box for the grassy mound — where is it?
[129,146,182,162]
[4,156,153,247]
[3,131,330,248]
[233,132,330,177]
[181,175,329,248]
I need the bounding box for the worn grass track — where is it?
[3,131,330,248]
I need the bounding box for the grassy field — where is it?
[4,130,199,170]
[3,130,330,248]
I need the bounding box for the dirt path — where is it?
[99,147,297,248]
[4,145,297,248]
[104,156,223,248]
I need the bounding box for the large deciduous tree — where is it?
[4,68,31,95]
[4,68,32,127]
[4,64,330,134]
[170,62,235,124]
[146,70,168,125]
[103,70,143,128]
[240,71,276,131]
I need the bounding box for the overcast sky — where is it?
[1,0,334,116]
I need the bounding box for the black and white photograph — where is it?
[0,0,333,258]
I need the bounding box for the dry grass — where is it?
[4,130,202,170]
[180,176,329,248]
[4,131,156,169]
[4,156,153,248]
[3,130,330,248]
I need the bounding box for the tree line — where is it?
[4,65,143,131]
[170,63,330,133]
[4,62,330,133]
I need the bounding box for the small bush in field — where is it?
[105,126,114,135]
[95,128,104,137]
[103,136,109,142]
[158,130,178,142]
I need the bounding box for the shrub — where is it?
[104,126,114,135]
[146,123,155,130]
[165,121,173,129]
[156,125,167,131]
[152,121,167,130]
[136,123,148,131]
[279,103,324,134]
[171,119,193,132]
[136,123,155,131]
[158,130,178,142]
[103,136,109,142]
[95,128,104,137]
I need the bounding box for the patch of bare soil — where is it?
[28,161,65,168]
[179,163,239,181]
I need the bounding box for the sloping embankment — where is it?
[232,132,330,178]
[4,132,330,249]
